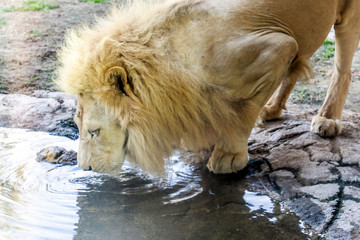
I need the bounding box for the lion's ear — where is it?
[105,66,132,97]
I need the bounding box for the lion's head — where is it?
[74,93,127,172]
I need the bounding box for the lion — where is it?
[57,0,360,174]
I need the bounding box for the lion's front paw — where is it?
[310,115,341,137]
[206,149,248,174]
[260,105,283,121]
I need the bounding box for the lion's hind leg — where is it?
[311,8,360,137]
[260,58,311,121]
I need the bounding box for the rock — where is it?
[306,144,341,162]
[344,186,360,200]
[248,115,360,238]
[0,91,78,139]
[299,162,338,185]
[299,184,339,200]
[338,167,360,182]
[270,170,295,179]
[339,139,360,166]
[36,146,77,165]
[267,121,309,142]
[268,147,309,170]
[288,132,319,148]
[283,197,336,233]
[326,200,360,239]
[269,170,302,199]
[325,228,353,240]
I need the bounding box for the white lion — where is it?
[57,0,360,174]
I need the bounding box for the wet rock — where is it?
[344,186,360,200]
[36,146,77,165]
[337,167,360,182]
[248,114,360,238]
[299,184,339,200]
[0,91,78,139]
[299,162,338,185]
[325,228,353,240]
[326,200,360,239]
[283,197,335,233]
[269,171,302,199]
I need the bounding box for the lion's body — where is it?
[58,0,360,174]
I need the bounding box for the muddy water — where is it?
[0,128,314,240]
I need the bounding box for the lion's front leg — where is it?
[311,20,360,137]
[207,136,248,174]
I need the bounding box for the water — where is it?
[0,128,314,240]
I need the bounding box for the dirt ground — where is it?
[0,0,114,94]
[1,0,360,113]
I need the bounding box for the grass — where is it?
[316,40,335,60]
[2,0,59,12]
[323,45,335,59]
[0,19,6,25]
[80,0,109,3]
[43,68,53,72]
[30,30,43,34]
[291,85,327,105]
[322,39,335,46]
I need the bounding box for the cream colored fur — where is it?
[57,0,360,174]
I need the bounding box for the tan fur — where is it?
[57,0,360,174]
[261,1,360,137]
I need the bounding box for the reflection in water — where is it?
[243,190,274,214]
[0,128,314,240]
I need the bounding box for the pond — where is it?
[0,128,315,240]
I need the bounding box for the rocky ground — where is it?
[248,108,360,240]
[0,0,360,239]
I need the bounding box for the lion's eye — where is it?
[88,129,100,138]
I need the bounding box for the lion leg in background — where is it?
[260,61,303,121]
[207,33,298,174]
[311,12,360,137]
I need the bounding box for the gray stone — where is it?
[0,92,78,139]
[299,184,339,200]
[310,198,337,232]
[327,200,360,236]
[270,170,295,179]
[288,132,319,149]
[339,139,360,166]
[344,186,360,200]
[36,146,77,165]
[306,144,341,162]
[268,146,309,170]
[338,167,360,182]
[325,228,353,240]
[299,162,338,184]
[283,197,336,233]
[268,122,309,142]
